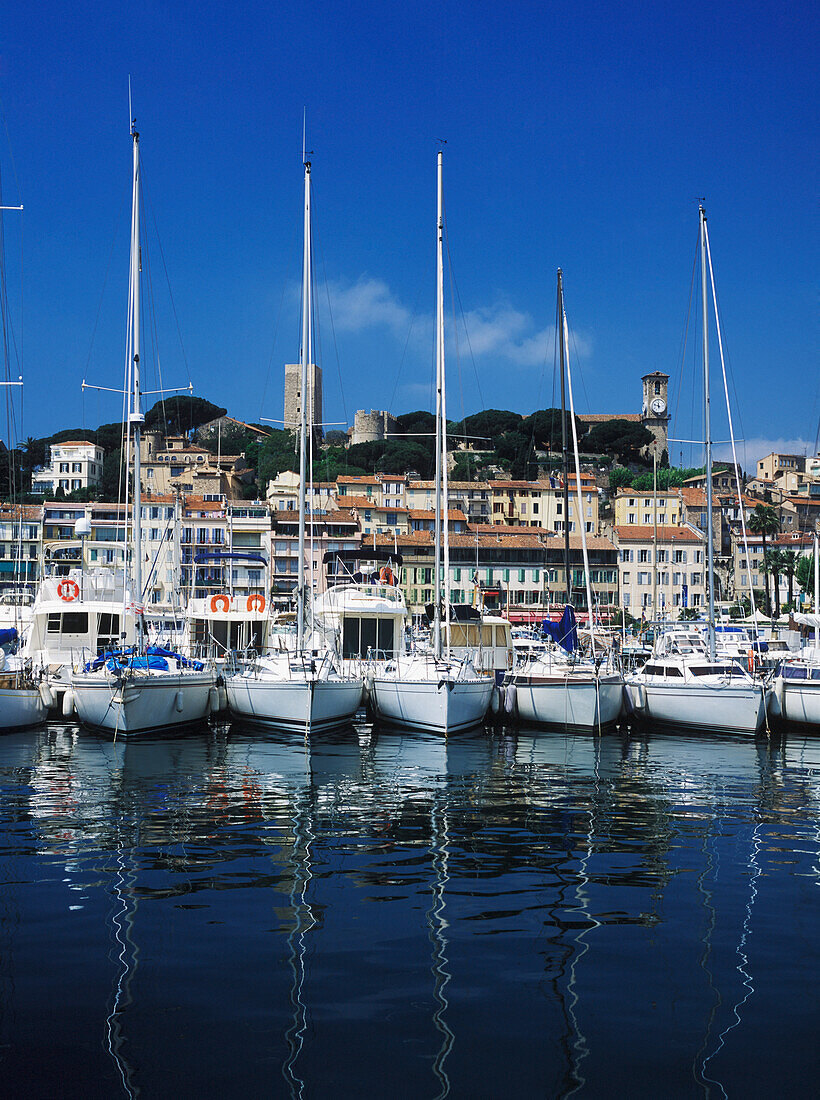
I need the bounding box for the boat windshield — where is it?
[689,663,747,677]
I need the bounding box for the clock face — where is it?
[650,397,666,415]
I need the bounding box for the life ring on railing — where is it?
[210,594,231,614]
[247,594,266,613]
[379,566,395,586]
[57,579,80,603]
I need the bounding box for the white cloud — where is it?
[713,437,816,467]
[325,277,413,336]
[324,277,591,367]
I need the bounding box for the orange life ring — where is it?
[379,566,395,586]
[747,648,754,674]
[210,594,231,614]
[247,594,266,613]
[57,579,80,603]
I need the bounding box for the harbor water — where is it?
[0,720,818,1097]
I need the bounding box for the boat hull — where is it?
[510,673,624,730]
[370,675,493,734]
[624,679,766,734]
[226,675,363,733]
[70,671,215,737]
[0,687,47,732]
[770,677,820,728]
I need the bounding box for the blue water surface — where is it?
[0,721,818,1098]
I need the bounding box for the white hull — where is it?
[770,677,820,727]
[625,679,766,734]
[511,673,624,730]
[226,675,363,733]
[0,687,47,732]
[70,670,215,737]
[371,675,494,734]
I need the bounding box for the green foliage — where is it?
[395,410,436,438]
[323,430,348,447]
[197,422,254,456]
[145,396,227,436]
[796,553,817,593]
[522,408,582,450]
[608,465,634,490]
[581,419,654,463]
[256,429,299,491]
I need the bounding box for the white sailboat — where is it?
[769,541,820,729]
[225,152,362,733]
[504,270,623,731]
[624,206,766,735]
[0,181,47,731]
[69,119,215,737]
[369,149,494,734]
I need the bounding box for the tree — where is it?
[453,409,524,444]
[780,549,799,610]
[748,504,779,613]
[796,553,817,598]
[523,408,581,451]
[323,430,348,446]
[608,466,634,490]
[144,395,227,436]
[581,419,654,464]
[763,548,785,617]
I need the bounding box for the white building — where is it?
[32,441,104,495]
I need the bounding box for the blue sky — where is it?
[0,0,816,469]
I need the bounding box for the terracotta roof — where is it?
[337,475,379,485]
[468,523,554,534]
[325,510,358,524]
[576,413,641,423]
[615,525,704,543]
[408,480,490,490]
[680,487,721,507]
[408,509,467,521]
[0,505,43,519]
[51,439,98,447]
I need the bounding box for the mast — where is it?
[297,156,311,653]
[561,285,596,657]
[129,121,145,650]
[557,270,572,605]
[700,205,716,660]
[433,150,444,659]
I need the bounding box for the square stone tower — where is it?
[641,371,670,455]
[284,362,323,437]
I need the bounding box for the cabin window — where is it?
[47,612,89,634]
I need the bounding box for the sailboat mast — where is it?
[433,150,444,660]
[296,159,312,653]
[129,123,144,649]
[557,270,571,605]
[700,205,716,660]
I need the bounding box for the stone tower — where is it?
[641,371,670,455]
[284,362,323,438]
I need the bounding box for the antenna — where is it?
[302,107,306,164]
[129,76,133,134]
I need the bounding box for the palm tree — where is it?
[764,548,785,618]
[748,503,779,613]
[781,549,799,611]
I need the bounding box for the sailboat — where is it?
[69,120,215,736]
[369,149,494,734]
[624,206,766,735]
[503,270,623,731]
[0,168,47,731]
[224,152,362,733]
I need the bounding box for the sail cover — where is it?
[542,605,578,653]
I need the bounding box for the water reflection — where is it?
[0,722,818,1096]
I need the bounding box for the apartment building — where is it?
[404,480,490,524]
[0,505,42,589]
[31,441,104,495]
[272,508,360,600]
[489,476,599,533]
[616,525,706,616]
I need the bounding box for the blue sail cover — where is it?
[542,605,578,653]
[0,628,19,647]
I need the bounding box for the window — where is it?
[659,513,666,524]
[620,549,633,562]
[623,593,630,608]
[627,512,636,524]
[673,549,687,563]
[695,551,703,563]
[673,571,682,585]
[637,571,650,585]
[532,502,539,514]
[518,569,525,583]
[691,572,701,585]
[644,514,651,524]
[659,572,669,585]
[639,549,650,563]
[622,572,630,584]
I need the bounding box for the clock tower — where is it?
[641,371,670,455]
